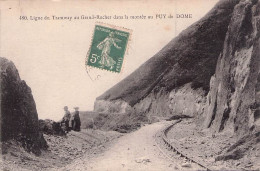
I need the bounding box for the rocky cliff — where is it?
[203,0,260,137]
[95,0,260,137]
[0,57,47,155]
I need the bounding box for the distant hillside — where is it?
[97,0,238,106]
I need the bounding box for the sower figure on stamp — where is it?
[61,106,71,133]
[71,107,81,132]
[97,32,121,69]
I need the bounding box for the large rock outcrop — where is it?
[0,57,47,155]
[203,0,260,136]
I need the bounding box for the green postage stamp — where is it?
[86,23,131,73]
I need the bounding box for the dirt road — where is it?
[57,121,202,171]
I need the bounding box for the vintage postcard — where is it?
[0,0,259,170]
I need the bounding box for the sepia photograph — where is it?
[0,0,259,170]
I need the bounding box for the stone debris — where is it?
[181,163,191,168]
[135,157,151,164]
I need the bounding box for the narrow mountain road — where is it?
[57,121,202,171]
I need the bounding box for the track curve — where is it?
[154,119,212,171]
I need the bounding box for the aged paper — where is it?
[2,0,258,170]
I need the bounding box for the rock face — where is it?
[95,0,260,137]
[0,57,47,155]
[203,0,260,136]
[169,83,206,118]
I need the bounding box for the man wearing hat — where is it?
[71,107,81,131]
[62,106,71,133]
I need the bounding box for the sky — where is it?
[0,0,218,121]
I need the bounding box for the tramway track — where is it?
[154,119,212,171]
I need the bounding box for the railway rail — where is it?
[154,119,212,171]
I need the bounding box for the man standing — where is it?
[62,106,71,133]
[72,107,81,131]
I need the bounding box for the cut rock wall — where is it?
[203,0,260,136]
[0,57,47,154]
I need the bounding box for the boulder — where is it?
[39,119,66,136]
[0,57,47,155]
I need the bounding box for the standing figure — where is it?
[97,32,121,69]
[72,107,81,132]
[62,106,71,133]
